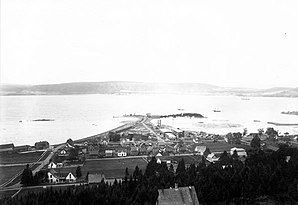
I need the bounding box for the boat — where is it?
[253,120,261,122]
[241,98,250,100]
[213,109,221,112]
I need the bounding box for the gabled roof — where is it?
[157,186,200,205]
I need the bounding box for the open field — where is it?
[83,158,147,178]
[0,189,18,200]
[0,165,25,186]
[0,151,44,165]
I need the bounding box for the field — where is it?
[53,158,148,179]
[0,165,25,186]
[83,158,147,178]
[0,151,44,164]
[201,142,251,153]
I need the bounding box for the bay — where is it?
[1,94,298,146]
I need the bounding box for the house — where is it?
[156,185,200,205]
[14,145,30,152]
[0,143,14,152]
[48,170,59,183]
[88,173,105,184]
[194,146,206,155]
[206,153,219,163]
[58,149,69,157]
[230,147,247,157]
[65,172,76,182]
[157,158,162,164]
[105,150,113,157]
[48,161,57,169]
[117,150,127,157]
[35,141,49,150]
[47,170,76,183]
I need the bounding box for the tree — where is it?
[109,132,121,142]
[76,166,82,178]
[250,134,261,149]
[20,164,33,186]
[219,151,231,165]
[231,150,239,161]
[243,128,248,136]
[68,147,79,160]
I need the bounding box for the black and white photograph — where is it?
[1,0,298,204]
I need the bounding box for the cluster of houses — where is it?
[0,141,50,153]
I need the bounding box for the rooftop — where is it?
[157,186,200,205]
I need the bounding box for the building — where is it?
[206,153,219,163]
[117,150,127,157]
[48,161,57,169]
[156,185,200,205]
[0,143,14,152]
[105,150,113,157]
[47,170,76,183]
[194,146,207,155]
[88,173,105,184]
[230,147,247,157]
[35,141,49,150]
[14,145,30,152]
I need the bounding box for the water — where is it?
[1,94,298,145]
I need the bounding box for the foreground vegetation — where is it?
[2,145,298,205]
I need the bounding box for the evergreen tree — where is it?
[20,164,33,186]
[76,166,82,178]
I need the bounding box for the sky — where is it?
[1,0,298,88]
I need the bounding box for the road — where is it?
[0,144,66,190]
[140,117,164,143]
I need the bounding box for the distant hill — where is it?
[0,81,219,95]
[1,81,298,97]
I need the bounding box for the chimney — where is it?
[175,183,178,190]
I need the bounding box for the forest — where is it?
[2,145,298,205]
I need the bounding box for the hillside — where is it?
[1,82,298,97]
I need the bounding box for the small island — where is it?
[32,119,55,122]
[160,113,205,118]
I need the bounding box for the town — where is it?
[1,113,298,204]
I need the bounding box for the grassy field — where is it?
[83,158,147,178]
[52,158,148,179]
[0,165,25,185]
[0,151,44,164]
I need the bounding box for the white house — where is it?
[230,147,247,157]
[48,161,57,169]
[195,146,207,155]
[65,172,76,182]
[206,153,219,163]
[117,151,127,157]
[48,170,59,183]
[47,170,76,184]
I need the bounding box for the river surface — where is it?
[1,94,298,145]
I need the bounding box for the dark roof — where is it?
[157,186,200,205]
[0,143,14,149]
[15,145,30,149]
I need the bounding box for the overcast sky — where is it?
[1,0,298,88]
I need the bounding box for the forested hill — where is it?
[0,81,218,95]
[1,81,298,97]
